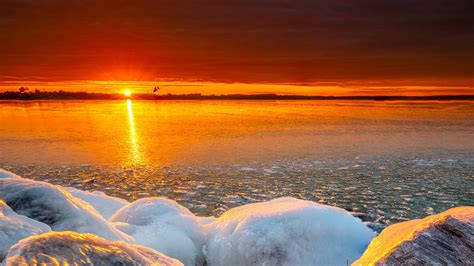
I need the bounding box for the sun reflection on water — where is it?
[126,99,144,164]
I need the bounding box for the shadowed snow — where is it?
[0,169,21,179]
[0,178,133,243]
[0,200,50,261]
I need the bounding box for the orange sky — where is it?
[0,1,473,95]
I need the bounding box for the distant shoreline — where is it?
[1,90,473,101]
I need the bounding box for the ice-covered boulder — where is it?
[206,197,375,266]
[0,178,133,243]
[64,187,129,219]
[3,231,183,265]
[353,206,474,265]
[0,169,21,179]
[0,200,50,261]
[110,197,206,266]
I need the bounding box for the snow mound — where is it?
[206,197,375,266]
[110,197,206,266]
[0,178,133,243]
[0,169,21,179]
[3,231,183,266]
[65,187,129,219]
[0,200,50,261]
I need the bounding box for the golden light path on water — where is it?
[126,99,144,164]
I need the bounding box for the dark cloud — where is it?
[0,0,473,85]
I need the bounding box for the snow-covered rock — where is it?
[206,197,375,266]
[353,206,474,265]
[110,197,206,266]
[0,169,21,179]
[0,200,50,261]
[2,231,183,265]
[0,178,133,243]
[64,187,129,219]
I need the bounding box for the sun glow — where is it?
[124,90,132,96]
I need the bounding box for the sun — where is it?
[123,90,132,97]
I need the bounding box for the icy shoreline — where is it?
[2,154,472,233]
[0,168,375,265]
[1,168,472,265]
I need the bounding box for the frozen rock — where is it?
[0,178,132,243]
[3,231,182,265]
[0,200,50,261]
[64,187,129,219]
[353,206,474,265]
[110,197,206,266]
[206,197,375,266]
[0,169,21,179]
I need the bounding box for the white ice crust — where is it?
[110,197,206,265]
[205,197,375,266]
[65,187,129,219]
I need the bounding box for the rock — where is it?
[3,231,182,265]
[353,206,474,265]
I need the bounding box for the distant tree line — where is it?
[0,87,122,100]
[0,87,473,101]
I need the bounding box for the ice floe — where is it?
[3,231,182,265]
[110,197,207,266]
[205,197,375,266]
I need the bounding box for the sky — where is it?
[0,0,473,95]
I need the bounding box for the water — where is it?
[1,100,473,231]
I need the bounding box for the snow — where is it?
[0,169,21,179]
[205,197,375,266]
[0,169,379,265]
[3,231,182,266]
[110,197,206,266]
[0,200,50,261]
[0,178,133,243]
[64,187,129,220]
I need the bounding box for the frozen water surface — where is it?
[0,100,473,232]
[2,153,472,232]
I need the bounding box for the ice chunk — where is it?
[110,197,206,266]
[0,200,50,261]
[64,187,129,219]
[0,178,133,243]
[206,197,375,266]
[3,231,182,265]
